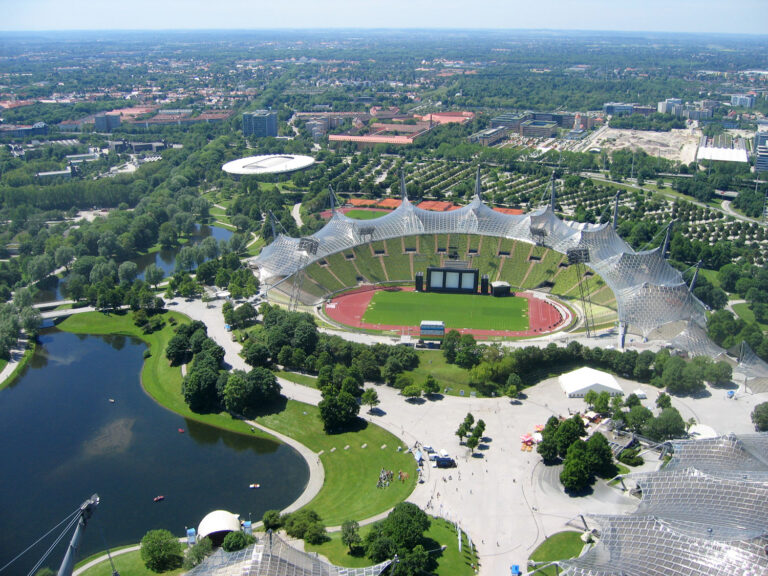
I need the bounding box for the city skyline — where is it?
[2,0,767,35]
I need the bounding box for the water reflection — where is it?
[0,330,307,576]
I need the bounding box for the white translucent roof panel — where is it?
[251,189,708,339]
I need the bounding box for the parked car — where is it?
[435,457,456,468]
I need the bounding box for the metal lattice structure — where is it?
[251,172,708,342]
[737,341,768,394]
[186,535,392,576]
[559,434,768,576]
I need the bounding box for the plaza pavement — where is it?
[168,297,767,576]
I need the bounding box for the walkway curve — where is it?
[243,419,325,515]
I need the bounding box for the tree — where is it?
[655,392,672,409]
[442,330,461,363]
[182,538,213,570]
[624,393,642,408]
[537,437,559,463]
[554,415,586,458]
[145,263,164,289]
[593,391,611,414]
[643,407,686,441]
[54,245,75,272]
[118,261,138,286]
[402,383,422,400]
[380,502,430,551]
[560,451,592,493]
[585,433,616,478]
[506,373,522,400]
[466,435,479,453]
[318,390,360,433]
[584,389,598,409]
[624,404,653,433]
[165,333,190,365]
[752,402,768,431]
[361,388,380,412]
[422,375,440,396]
[222,531,254,552]
[341,520,362,553]
[140,529,182,572]
[455,422,469,443]
[262,510,282,530]
[223,372,250,415]
[243,340,270,367]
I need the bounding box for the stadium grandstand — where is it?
[251,168,708,351]
[556,433,768,576]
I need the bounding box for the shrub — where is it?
[262,509,282,530]
[618,447,644,467]
[222,531,255,552]
[140,529,182,572]
[182,538,213,570]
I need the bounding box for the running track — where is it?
[324,286,570,339]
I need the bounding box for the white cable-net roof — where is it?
[186,534,391,576]
[737,341,768,394]
[559,433,768,576]
[251,188,707,340]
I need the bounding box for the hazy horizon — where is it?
[2,0,766,36]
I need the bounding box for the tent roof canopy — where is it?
[559,366,624,397]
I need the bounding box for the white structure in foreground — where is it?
[197,509,241,543]
[559,366,624,398]
[222,154,315,176]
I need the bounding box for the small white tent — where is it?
[559,367,624,398]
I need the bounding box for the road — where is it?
[291,202,303,228]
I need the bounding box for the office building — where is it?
[242,110,277,138]
[755,130,768,148]
[490,113,531,130]
[602,103,635,116]
[94,113,121,133]
[731,94,756,108]
[520,120,557,138]
[756,145,768,173]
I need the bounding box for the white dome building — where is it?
[197,510,241,546]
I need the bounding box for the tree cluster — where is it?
[140,529,183,572]
[262,509,329,545]
[363,503,434,576]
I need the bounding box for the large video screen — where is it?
[425,267,478,293]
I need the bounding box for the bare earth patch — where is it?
[590,127,701,165]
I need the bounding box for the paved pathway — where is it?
[291,203,303,228]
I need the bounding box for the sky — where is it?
[1,0,765,35]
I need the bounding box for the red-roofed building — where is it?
[417,111,475,125]
[377,199,402,209]
[417,200,457,212]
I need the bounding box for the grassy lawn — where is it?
[76,549,183,576]
[345,209,389,220]
[699,268,721,289]
[277,370,319,388]
[306,516,478,576]
[732,302,768,330]
[0,358,6,373]
[363,291,529,332]
[402,350,475,396]
[528,531,584,575]
[255,401,416,526]
[57,311,416,526]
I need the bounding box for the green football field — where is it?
[362,291,529,331]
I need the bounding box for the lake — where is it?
[0,329,307,575]
[34,224,234,303]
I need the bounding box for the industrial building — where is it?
[242,110,277,138]
[468,126,508,146]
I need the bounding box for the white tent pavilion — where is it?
[559,367,624,398]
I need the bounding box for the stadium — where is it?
[222,154,315,176]
[250,168,718,352]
